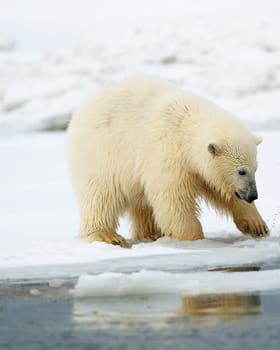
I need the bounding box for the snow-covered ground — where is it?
[1,1,280,296]
[0,132,280,283]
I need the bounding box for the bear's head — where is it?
[205,134,262,203]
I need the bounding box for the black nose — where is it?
[247,192,258,203]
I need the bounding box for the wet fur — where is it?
[67,76,268,246]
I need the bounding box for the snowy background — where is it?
[1,0,280,293]
[1,0,280,133]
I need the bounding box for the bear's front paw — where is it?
[85,231,130,248]
[234,215,269,238]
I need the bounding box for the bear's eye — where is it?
[238,170,247,176]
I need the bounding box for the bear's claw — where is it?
[242,222,269,238]
[235,216,270,238]
[85,231,130,248]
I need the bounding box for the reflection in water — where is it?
[73,292,262,330]
[209,266,260,273]
[73,294,179,330]
[177,293,261,322]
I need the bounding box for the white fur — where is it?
[67,76,268,243]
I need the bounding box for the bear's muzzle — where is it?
[235,184,258,203]
[247,190,258,203]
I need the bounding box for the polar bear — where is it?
[67,76,269,247]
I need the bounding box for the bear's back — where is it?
[72,76,181,126]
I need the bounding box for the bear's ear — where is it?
[254,135,262,146]
[208,142,222,157]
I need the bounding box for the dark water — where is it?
[1,282,280,350]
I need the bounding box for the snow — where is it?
[74,269,280,297]
[1,0,280,132]
[1,0,280,296]
[0,132,280,281]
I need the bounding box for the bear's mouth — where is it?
[235,190,248,201]
[235,190,258,203]
[235,191,242,200]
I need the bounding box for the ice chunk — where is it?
[29,288,41,296]
[74,269,280,298]
[49,279,64,288]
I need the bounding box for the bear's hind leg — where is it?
[128,206,162,241]
[80,181,129,247]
